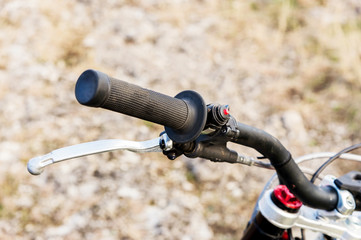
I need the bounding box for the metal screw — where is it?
[337,190,355,215]
[168,152,177,160]
[346,195,354,207]
[160,139,165,149]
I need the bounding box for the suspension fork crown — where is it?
[258,185,302,229]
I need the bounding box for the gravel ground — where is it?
[0,0,360,239]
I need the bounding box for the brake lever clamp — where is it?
[161,112,242,164]
[160,131,195,160]
[184,117,240,163]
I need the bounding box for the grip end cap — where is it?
[75,69,110,107]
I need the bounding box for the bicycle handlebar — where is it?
[75,69,339,211]
[233,122,338,210]
[75,70,207,143]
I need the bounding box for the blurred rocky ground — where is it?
[0,0,360,239]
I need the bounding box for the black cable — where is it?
[324,234,336,240]
[301,143,361,239]
[287,228,294,240]
[300,228,305,240]
[310,143,361,183]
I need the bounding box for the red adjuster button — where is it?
[273,185,302,211]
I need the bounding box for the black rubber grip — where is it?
[75,70,207,143]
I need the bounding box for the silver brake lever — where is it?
[28,134,173,175]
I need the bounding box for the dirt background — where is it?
[0,0,360,239]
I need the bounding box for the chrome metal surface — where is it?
[259,189,361,240]
[27,137,162,175]
[295,206,361,240]
[259,189,300,229]
[235,154,253,166]
[320,175,356,216]
[160,133,173,151]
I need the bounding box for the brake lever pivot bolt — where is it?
[159,133,173,151]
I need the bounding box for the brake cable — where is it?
[310,143,361,183]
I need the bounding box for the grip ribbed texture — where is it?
[102,77,188,130]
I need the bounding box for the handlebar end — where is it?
[75,69,110,107]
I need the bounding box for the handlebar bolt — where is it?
[337,189,356,215]
[346,196,354,207]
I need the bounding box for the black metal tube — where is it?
[241,211,285,240]
[232,122,338,211]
